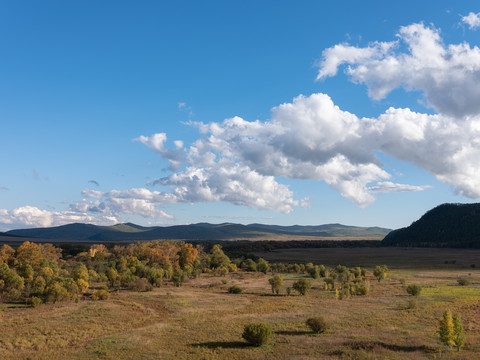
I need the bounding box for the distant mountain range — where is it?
[2,222,391,242]
[4,203,480,247]
[383,203,480,247]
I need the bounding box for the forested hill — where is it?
[3,222,391,242]
[382,203,480,247]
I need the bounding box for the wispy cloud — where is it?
[88,180,100,187]
[32,169,39,180]
[0,186,8,191]
[367,182,432,194]
[178,101,193,118]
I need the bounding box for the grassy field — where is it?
[1,264,479,359]
[253,247,480,268]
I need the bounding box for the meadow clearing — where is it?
[1,260,479,360]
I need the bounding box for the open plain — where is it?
[1,256,479,360]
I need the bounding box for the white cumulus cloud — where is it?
[145,92,433,209]
[0,206,118,230]
[134,133,185,171]
[317,22,480,118]
[462,12,480,30]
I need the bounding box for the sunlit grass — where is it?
[1,268,479,359]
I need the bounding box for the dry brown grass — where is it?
[1,268,479,359]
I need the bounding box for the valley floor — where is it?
[1,268,479,359]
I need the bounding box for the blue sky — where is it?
[1,1,480,230]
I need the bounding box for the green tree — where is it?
[76,279,89,293]
[18,264,34,283]
[293,278,312,295]
[318,264,327,277]
[439,309,455,348]
[256,258,270,274]
[209,245,230,269]
[146,267,164,287]
[268,274,284,294]
[0,263,25,301]
[16,241,43,268]
[242,258,257,272]
[45,282,68,303]
[373,265,388,282]
[72,263,89,282]
[172,269,186,287]
[0,244,15,265]
[31,275,46,295]
[106,267,119,288]
[307,265,320,279]
[453,314,465,351]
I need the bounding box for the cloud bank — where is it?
[0,206,118,229]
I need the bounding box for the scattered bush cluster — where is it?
[266,262,375,299]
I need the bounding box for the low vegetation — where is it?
[242,322,274,346]
[228,285,242,294]
[0,240,479,359]
[306,316,329,334]
[406,284,422,296]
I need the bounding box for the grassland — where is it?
[253,247,480,268]
[1,263,479,359]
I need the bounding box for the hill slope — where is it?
[382,203,480,247]
[5,222,391,242]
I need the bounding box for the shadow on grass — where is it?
[3,302,30,309]
[193,341,251,349]
[276,330,312,336]
[341,340,434,353]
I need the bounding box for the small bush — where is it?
[355,283,370,296]
[405,298,418,309]
[457,278,471,286]
[28,296,42,308]
[242,322,273,346]
[221,279,228,285]
[406,284,422,296]
[228,285,242,294]
[306,317,329,334]
[92,289,110,301]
